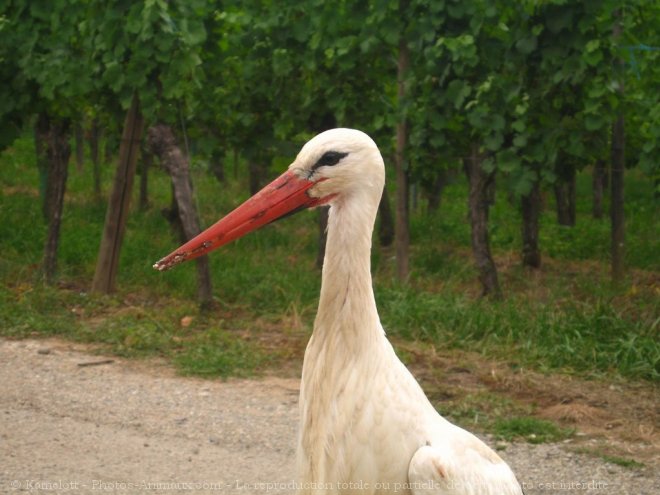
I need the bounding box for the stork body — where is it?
[154,129,523,495]
[294,130,522,494]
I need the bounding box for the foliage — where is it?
[1,138,658,382]
[81,0,209,117]
[0,1,658,383]
[407,0,521,180]
[0,0,90,145]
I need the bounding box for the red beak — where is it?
[153,170,327,271]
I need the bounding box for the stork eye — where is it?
[316,151,349,168]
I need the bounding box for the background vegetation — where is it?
[0,0,658,387]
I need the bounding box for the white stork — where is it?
[154,129,524,495]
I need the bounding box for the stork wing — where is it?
[408,444,524,495]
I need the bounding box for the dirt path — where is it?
[1,338,657,494]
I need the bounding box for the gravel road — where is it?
[1,338,657,494]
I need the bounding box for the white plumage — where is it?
[292,129,523,494]
[154,128,523,495]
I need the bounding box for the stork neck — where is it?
[314,194,381,346]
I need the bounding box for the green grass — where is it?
[435,393,575,445]
[492,417,575,444]
[0,136,658,382]
[436,391,531,430]
[0,283,265,379]
[600,454,646,469]
[573,447,646,469]
[174,328,266,377]
[378,288,659,379]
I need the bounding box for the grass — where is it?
[599,454,646,469]
[573,447,646,469]
[0,283,267,379]
[433,389,576,446]
[174,328,267,377]
[432,386,575,445]
[436,390,531,430]
[0,135,658,384]
[379,288,659,379]
[491,417,575,444]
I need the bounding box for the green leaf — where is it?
[513,134,527,147]
[583,48,603,66]
[183,21,206,46]
[491,114,505,131]
[484,132,503,151]
[431,134,447,147]
[585,39,600,52]
[447,2,465,19]
[513,176,533,197]
[482,156,495,173]
[446,79,471,109]
[585,114,605,131]
[496,149,520,173]
[429,113,447,131]
[516,36,537,54]
[512,119,526,132]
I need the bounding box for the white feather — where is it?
[291,129,522,495]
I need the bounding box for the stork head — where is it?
[153,128,385,271]
[290,128,385,205]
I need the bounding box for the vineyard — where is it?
[0,0,658,384]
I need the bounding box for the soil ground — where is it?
[1,337,658,494]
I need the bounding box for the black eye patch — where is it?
[312,151,349,170]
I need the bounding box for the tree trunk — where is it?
[425,170,447,213]
[147,124,213,308]
[378,185,395,247]
[611,12,625,283]
[161,183,183,239]
[210,147,225,182]
[92,93,144,294]
[554,160,576,226]
[395,25,410,282]
[74,122,85,172]
[248,159,265,196]
[521,178,541,268]
[592,159,607,219]
[139,146,152,211]
[464,145,501,298]
[40,116,72,284]
[89,118,102,199]
[316,206,330,270]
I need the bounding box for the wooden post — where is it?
[41,117,72,284]
[139,144,152,211]
[592,159,606,219]
[553,159,576,227]
[521,176,541,268]
[147,124,213,307]
[464,145,501,298]
[92,93,144,293]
